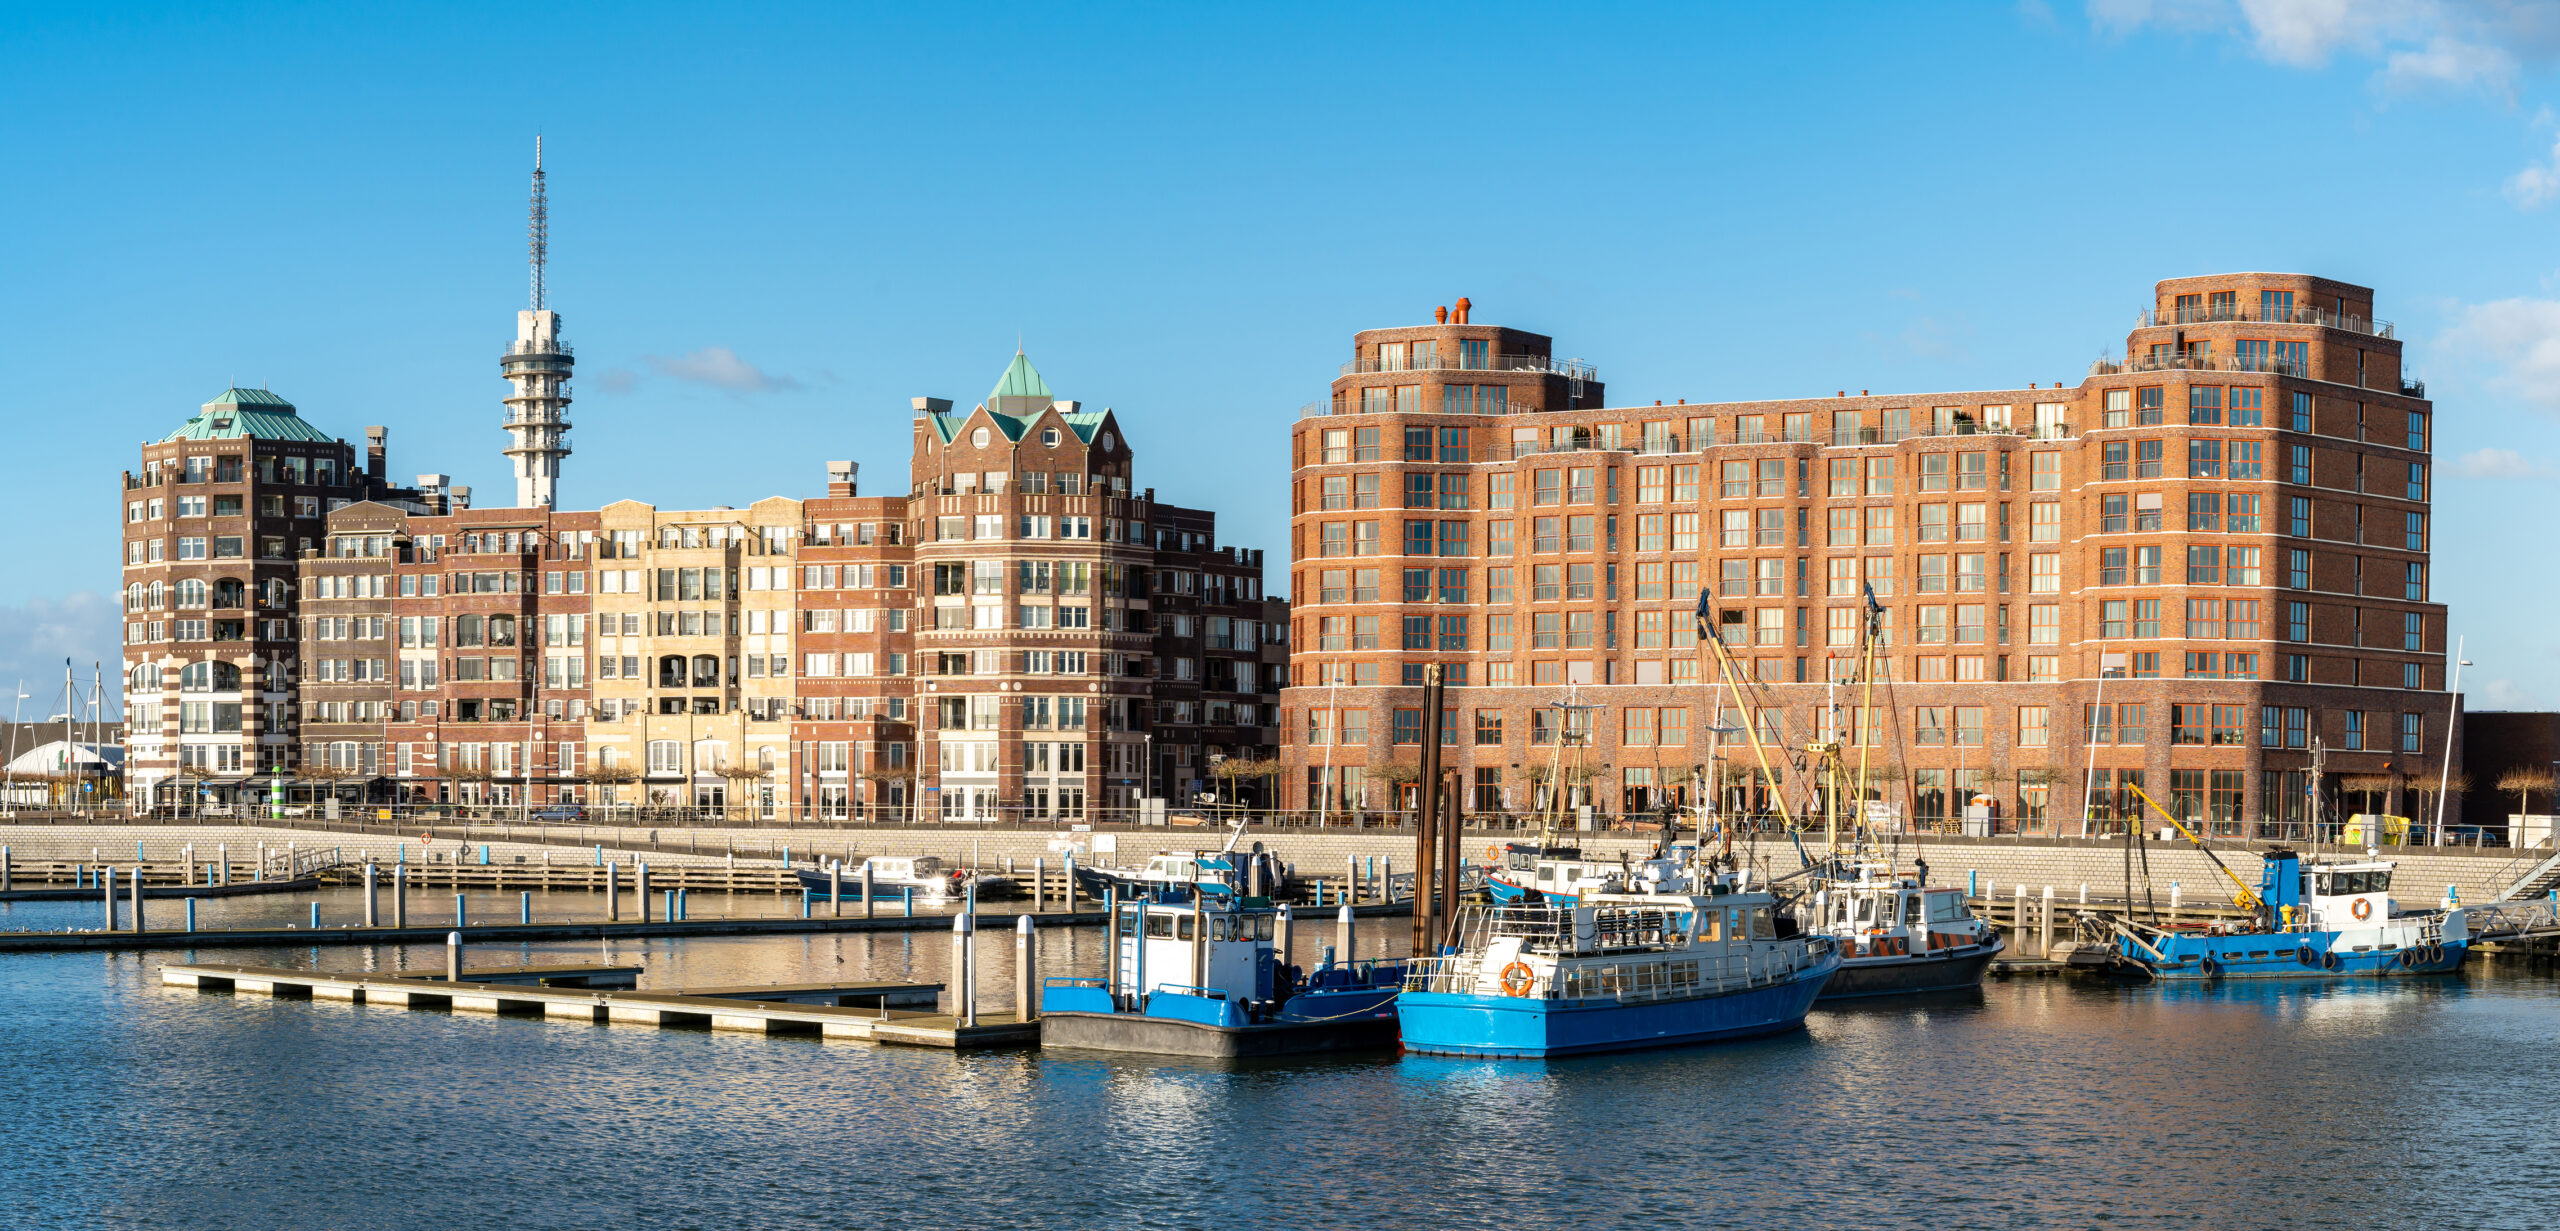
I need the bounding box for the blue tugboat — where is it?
[2096,846,2470,979]
[1399,876,1840,1059]
[1039,894,1405,1057]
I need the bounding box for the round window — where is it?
[1043,428,1059,446]
[971,427,989,447]
[1101,431,1116,451]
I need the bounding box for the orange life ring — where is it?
[1486,844,1499,861]
[1498,961,1536,997]
[2351,898,2372,921]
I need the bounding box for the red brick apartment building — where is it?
[1280,277,2448,835]
[123,355,1284,820]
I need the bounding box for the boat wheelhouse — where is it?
[796,855,1019,904]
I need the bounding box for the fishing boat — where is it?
[1487,841,1697,905]
[1795,856,2003,999]
[1038,893,1404,1057]
[795,855,1019,904]
[1067,845,1291,904]
[1398,877,1841,1058]
[2090,846,2469,979]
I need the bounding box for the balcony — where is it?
[2088,351,2308,378]
[1337,353,1599,381]
[2137,303,2395,338]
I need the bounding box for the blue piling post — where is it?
[593,844,602,866]
[479,845,490,866]
[1968,870,1979,898]
[398,843,406,864]
[454,893,467,929]
[185,898,197,932]
[137,841,145,861]
[678,890,688,921]
[801,890,811,919]
[903,886,914,918]
[520,891,531,925]
[783,845,792,867]
[309,902,319,929]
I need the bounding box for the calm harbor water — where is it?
[1,912,2554,1230]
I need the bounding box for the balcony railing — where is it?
[2088,351,2309,378]
[503,338,575,358]
[2137,303,2395,338]
[1339,353,1599,381]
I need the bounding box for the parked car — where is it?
[528,805,584,823]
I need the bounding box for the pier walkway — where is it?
[162,962,1033,1049]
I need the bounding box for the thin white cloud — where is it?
[2447,446,2559,478]
[2508,131,2560,207]
[2476,676,2543,709]
[2440,297,2560,410]
[2089,0,2560,95]
[0,592,124,719]
[644,347,804,394]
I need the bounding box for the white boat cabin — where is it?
[1416,889,1821,1002]
[1111,899,1279,1003]
[2299,860,2395,932]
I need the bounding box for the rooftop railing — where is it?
[1340,353,1599,381]
[2088,351,2309,378]
[2137,303,2395,338]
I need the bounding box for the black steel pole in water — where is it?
[1413,664,1446,957]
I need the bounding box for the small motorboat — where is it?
[797,855,1019,904]
[1039,893,1403,1057]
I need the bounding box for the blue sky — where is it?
[10,1,2560,711]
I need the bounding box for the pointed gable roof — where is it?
[987,351,1054,416]
[162,387,337,443]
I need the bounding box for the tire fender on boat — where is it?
[2321,951,2342,972]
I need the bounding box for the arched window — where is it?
[177,579,207,609]
[148,581,165,609]
[658,656,688,688]
[178,661,239,692]
[129,661,157,692]
[691,655,720,687]
[126,583,144,612]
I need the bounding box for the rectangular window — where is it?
[2188,385,2224,425]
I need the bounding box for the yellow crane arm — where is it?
[2124,783,2262,912]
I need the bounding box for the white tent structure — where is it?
[3,740,123,809]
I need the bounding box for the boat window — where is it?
[1854,897,1875,923]
[1208,917,1231,942]
[1564,868,1581,882]
[2366,870,2391,893]
[1927,893,1963,923]
[1903,896,1924,925]
[1177,916,1195,941]
[1144,915,1176,939]
[1254,915,1275,941]
[1695,910,1721,942]
[1750,907,1776,939]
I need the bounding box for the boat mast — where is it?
[1694,593,1797,834]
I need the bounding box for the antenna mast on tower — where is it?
[529,135,548,311]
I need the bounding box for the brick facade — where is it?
[1280,276,2450,836]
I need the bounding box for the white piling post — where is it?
[130,866,145,933]
[950,913,970,1026]
[101,865,115,930]
[1383,854,1395,903]
[1337,902,1354,964]
[2013,884,2028,952]
[2039,886,2055,958]
[605,862,618,921]
[2169,881,2181,922]
[861,863,874,919]
[363,862,378,927]
[1278,904,1295,973]
[965,913,979,1028]
[1033,858,1045,912]
[1347,855,1359,905]
[2079,883,2088,906]
[1017,914,1036,1023]
[830,861,843,918]
[393,863,408,927]
[637,863,651,923]
[447,931,462,983]
[219,842,229,886]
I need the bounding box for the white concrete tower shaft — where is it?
[502,136,572,508]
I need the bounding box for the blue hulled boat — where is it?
[1039,894,1404,1057]
[2096,847,2470,979]
[1399,879,1840,1059]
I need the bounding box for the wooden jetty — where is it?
[161,962,1035,1049]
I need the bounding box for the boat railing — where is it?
[1044,976,1106,990]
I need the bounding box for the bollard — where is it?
[830,862,842,918]
[447,931,462,982]
[802,889,812,919]
[364,863,378,927]
[863,864,876,920]
[606,862,619,921]
[951,914,971,1026]
[309,901,320,930]
[1337,902,1354,965]
[454,893,468,930]
[393,863,408,928]
[903,886,913,918]
[1017,914,1037,1023]
[1278,904,1295,973]
[520,891,531,925]
[2039,887,2055,958]
[185,897,197,933]
[637,863,652,923]
[102,865,115,930]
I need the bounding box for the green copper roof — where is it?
[988,351,1053,405]
[161,387,338,443]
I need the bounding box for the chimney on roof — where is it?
[450,485,472,511]
[365,427,387,483]
[1453,297,1471,324]
[827,460,858,498]
[1435,305,1448,324]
